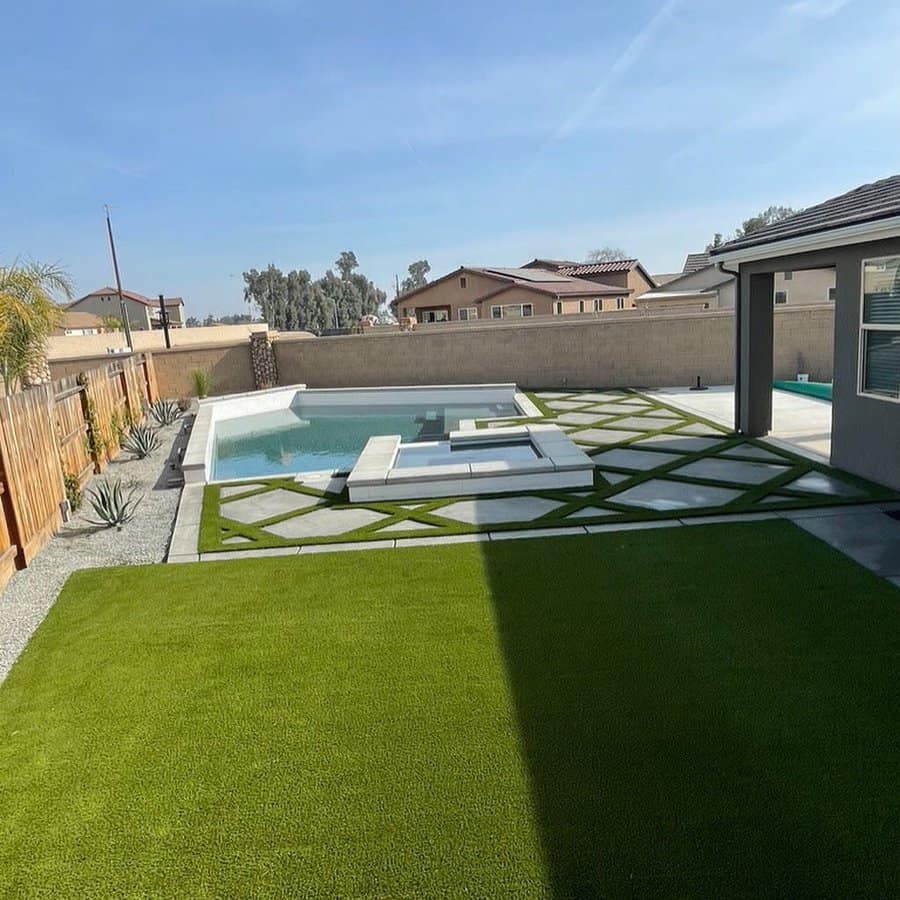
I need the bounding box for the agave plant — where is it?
[148,399,182,427]
[121,423,161,459]
[85,478,143,528]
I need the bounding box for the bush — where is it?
[190,369,211,399]
[148,399,182,427]
[121,424,161,459]
[85,478,143,528]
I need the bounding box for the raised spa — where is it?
[182,384,543,484]
[346,425,594,501]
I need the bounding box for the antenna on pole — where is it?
[104,205,134,351]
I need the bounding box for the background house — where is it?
[67,288,185,332]
[638,251,836,312]
[53,311,106,336]
[392,262,653,323]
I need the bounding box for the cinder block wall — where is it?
[49,306,834,398]
[274,306,834,390]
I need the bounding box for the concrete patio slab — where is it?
[597,470,633,485]
[568,392,628,402]
[220,483,266,498]
[785,471,865,497]
[673,457,790,486]
[719,444,789,462]
[438,496,563,525]
[546,400,591,410]
[264,507,388,538]
[640,434,728,453]
[609,479,743,511]
[379,519,439,532]
[573,428,647,445]
[555,411,609,426]
[675,422,729,437]
[297,474,347,494]
[566,506,618,519]
[793,511,900,577]
[199,546,299,562]
[605,415,686,431]
[591,448,683,471]
[223,488,321,524]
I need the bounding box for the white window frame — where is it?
[615,297,625,310]
[578,299,586,313]
[858,254,900,404]
[826,285,837,302]
[553,301,563,315]
[774,290,788,305]
[593,298,600,312]
[490,303,533,319]
[458,307,478,321]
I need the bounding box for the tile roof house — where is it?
[391,266,637,323]
[67,288,185,332]
[710,173,900,490]
[54,311,107,336]
[524,257,657,298]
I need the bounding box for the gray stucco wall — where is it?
[740,238,900,491]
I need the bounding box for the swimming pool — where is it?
[183,384,541,484]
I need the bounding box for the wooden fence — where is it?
[0,353,159,590]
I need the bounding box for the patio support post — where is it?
[737,270,774,436]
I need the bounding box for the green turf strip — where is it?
[1,521,899,896]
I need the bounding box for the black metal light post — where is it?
[158,294,172,349]
[104,205,134,351]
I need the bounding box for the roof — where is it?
[556,259,657,287]
[59,311,105,330]
[520,258,581,270]
[652,273,682,286]
[682,252,711,273]
[473,267,627,297]
[70,287,184,308]
[711,174,900,255]
[391,266,628,308]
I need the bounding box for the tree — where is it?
[0,261,71,392]
[335,251,359,281]
[736,205,796,238]
[399,260,430,296]
[586,246,629,262]
[101,315,123,331]
[185,315,201,327]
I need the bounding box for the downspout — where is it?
[717,261,741,434]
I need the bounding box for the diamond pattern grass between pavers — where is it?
[197,388,895,556]
[555,411,611,426]
[673,457,792,486]
[222,488,321,524]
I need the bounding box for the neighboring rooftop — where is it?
[682,252,711,273]
[474,267,627,297]
[56,311,105,332]
[712,174,900,254]
[70,288,184,308]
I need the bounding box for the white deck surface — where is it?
[647,385,833,461]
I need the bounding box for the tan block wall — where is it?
[47,323,278,360]
[49,342,257,399]
[273,305,834,391]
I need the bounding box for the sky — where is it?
[2,0,899,318]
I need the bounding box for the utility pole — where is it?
[104,205,134,351]
[158,294,172,349]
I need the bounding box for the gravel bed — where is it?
[0,423,184,683]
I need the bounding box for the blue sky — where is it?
[2,0,898,317]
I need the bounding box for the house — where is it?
[522,257,657,299]
[54,311,106,336]
[711,173,900,491]
[637,250,836,312]
[67,288,185,332]
[391,266,636,323]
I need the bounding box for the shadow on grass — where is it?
[479,522,900,897]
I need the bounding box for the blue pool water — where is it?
[213,401,518,480]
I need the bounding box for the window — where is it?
[859,256,900,400]
[459,276,467,289]
[593,298,601,312]
[458,307,478,321]
[491,303,533,319]
[578,300,586,313]
[553,301,563,315]
[827,286,837,302]
[615,297,625,310]
[783,271,793,281]
[774,290,788,304]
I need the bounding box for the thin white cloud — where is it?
[784,0,853,20]
[553,0,683,141]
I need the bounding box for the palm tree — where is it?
[0,261,72,392]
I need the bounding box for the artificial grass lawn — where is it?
[1,522,899,896]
